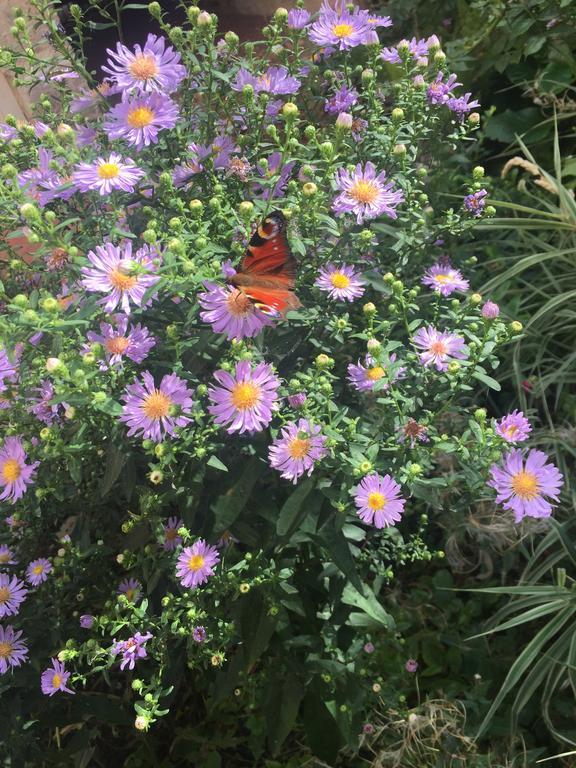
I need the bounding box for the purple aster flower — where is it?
[75,126,98,148]
[41,658,74,696]
[0,546,16,567]
[363,642,375,653]
[287,392,307,409]
[0,346,19,393]
[103,93,179,150]
[348,354,405,392]
[80,614,95,629]
[288,8,311,29]
[353,473,406,529]
[198,283,275,340]
[422,262,469,296]
[113,631,153,671]
[216,530,239,548]
[18,148,59,200]
[118,577,142,603]
[412,326,467,371]
[333,162,403,224]
[268,419,328,484]
[255,152,296,200]
[0,574,27,618]
[232,66,300,95]
[176,539,220,589]
[81,241,160,314]
[0,437,39,504]
[427,72,461,105]
[489,449,563,523]
[0,625,28,673]
[495,411,532,443]
[315,264,365,302]
[73,153,145,196]
[325,85,358,114]
[208,360,280,435]
[192,625,207,643]
[211,134,238,168]
[309,1,371,50]
[398,418,429,448]
[464,189,488,217]
[70,81,115,113]
[172,141,212,186]
[447,92,480,120]
[381,37,429,64]
[405,658,419,673]
[163,516,183,551]
[86,315,156,368]
[26,558,52,586]
[120,371,194,442]
[29,380,65,425]
[102,34,186,97]
[482,301,500,319]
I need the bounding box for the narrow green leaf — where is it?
[276,478,315,538]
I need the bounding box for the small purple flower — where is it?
[30,380,65,425]
[348,354,405,392]
[73,153,145,196]
[81,242,160,314]
[80,614,95,629]
[422,262,469,296]
[482,301,500,319]
[315,264,365,302]
[0,625,28,674]
[208,360,280,435]
[381,37,429,64]
[325,85,358,114]
[464,189,488,217]
[412,326,467,371]
[176,539,220,589]
[232,66,300,95]
[363,723,375,735]
[405,658,419,673]
[0,347,19,393]
[0,437,39,504]
[489,449,563,523]
[120,371,194,442]
[427,72,461,105]
[268,419,328,484]
[288,8,311,29]
[255,152,296,200]
[198,283,275,340]
[0,546,16,567]
[163,516,183,551]
[309,1,371,50]
[354,473,406,529]
[26,558,52,586]
[0,574,28,618]
[447,92,480,120]
[363,642,375,654]
[287,392,307,409]
[76,126,98,148]
[41,658,74,696]
[495,411,532,443]
[102,34,186,97]
[103,93,179,150]
[113,631,153,671]
[333,162,404,224]
[118,577,142,603]
[192,626,207,643]
[86,315,156,368]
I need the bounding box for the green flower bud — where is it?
[433,50,446,65]
[282,102,299,119]
[474,408,487,422]
[383,272,394,284]
[363,302,376,316]
[472,166,485,180]
[224,30,239,48]
[447,361,460,374]
[274,7,288,22]
[303,125,316,140]
[510,320,523,334]
[148,1,161,18]
[468,112,480,125]
[238,201,254,218]
[470,293,482,305]
[391,107,404,123]
[392,280,404,293]
[142,229,156,244]
[19,203,40,222]
[302,182,317,197]
[315,354,333,369]
[320,141,334,160]
[485,205,496,216]
[92,392,107,404]
[11,294,29,308]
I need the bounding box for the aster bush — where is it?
[0,1,567,764]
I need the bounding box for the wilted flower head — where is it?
[163,516,184,551]
[405,658,419,673]
[192,626,207,643]
[464,189,488,216]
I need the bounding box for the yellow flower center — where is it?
[288,438,310,459]
[166,528,178,541]
[105,336,130,355]
[511,470,539,500]
[1,458,21,484]
[125,588,137,602]
[332,22,354,38]
[0,552,9,564]
[226,291,253,317]
[366,366,385,381]
[97,162,120,180]
[32,564,43,575]
[349,179,379,204]
[188,554,205,572]
[258,74,272,88]
[52,673,62,689]
[367,492,386,510]
[109,269,137,292]
[230,382,260,410]
[434,274,451,284]
[330,272,351,289]
[504,425,518,438]
[0,587,10,605]
[128,54,159,82]
[430,341,447,356]
[0,641,12,658]
[142,390,172,420]
[127,106,155,129]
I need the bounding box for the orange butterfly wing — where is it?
[229,211,301,315]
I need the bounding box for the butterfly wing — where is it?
[230,211,301,315]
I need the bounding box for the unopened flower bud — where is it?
[20,203,40,222]
[148,1,161,19]
[383,272,394,284]
[149,469,164,485]
[468,112,481,125]
[336,111,353,130]
[481,301,499,319]
[391,107,404,123]
[315,354,333,369]
[134,715,149,731]
[393,143,406,157]
[287,392,307,408]
[474,408,487,422]
[510,320,523,334]
[45,357,62,372]
[472,165,485,180]
[282,102,299,119]
[319,141,334,160]
[470,293,482,305]
[302,182,317,197]
[363,302,376,317]
[447,361,460,374]
[433,50,446,65]
[238,201,254,217]
[274,6,288,22]
[197,10,212,26]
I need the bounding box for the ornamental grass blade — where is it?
[467,600,566,641]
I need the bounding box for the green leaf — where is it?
[276,478,315,538]
[472,370,501,391]
[342,583,394,629]
[302,693,342,763]
[317,523,363,592]
[212,458,265,533]
[207,455,228,472]
[266,675,304,756]
[100,443,126,497]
